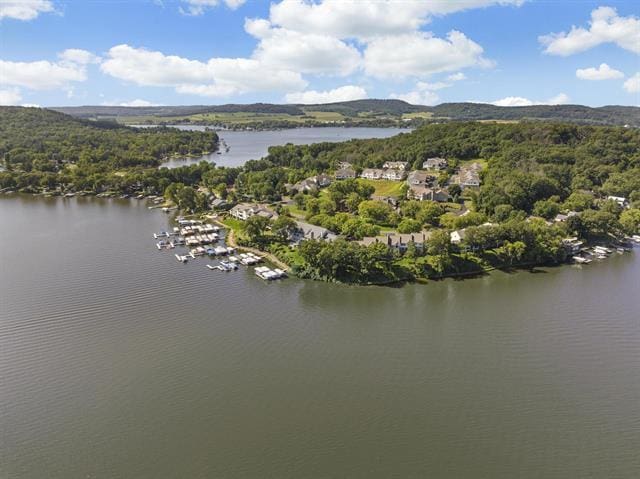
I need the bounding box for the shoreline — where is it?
[211,217,291,272]
[2,192,635,286]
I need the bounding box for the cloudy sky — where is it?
[0,0,638,107]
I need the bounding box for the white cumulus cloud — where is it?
[180,0,245,15]
[576,63,624,80]
[540,6,640,56]
[390,90,440,106]
[100,44,307,97]
[0,58,88,90]
[489,93,570,106]
[0,0,53,21]
[447,72,467,81]
[285,85,367,104]
[269,0,524,40]
[0,88,22,105]
[623,73,640,93]
[246,19,361,75]
[364,31,491,79]
[58,49,101,65]
[102,99,163,107]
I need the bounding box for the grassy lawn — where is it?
[358,179,406,198]
[401,112,434,120]
[459,158,488,169]
[301,110,346,122]
[220,217,246,239]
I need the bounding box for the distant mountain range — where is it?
[52,99,640,127]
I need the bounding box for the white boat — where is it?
[214,246,228,255]
[220,260,238,270]
[228,256,239,263]
[175,254,188,263]
[255,266,285,280]
[572,256,591,264]
[632,235,640,243]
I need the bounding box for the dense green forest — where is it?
[0,106,218,193]
[225,121,639,282]
[2,107,638,284]
[54,100,640,128]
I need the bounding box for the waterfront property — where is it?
[229,203,277,221]
[291,221,337,243]
[359,231,431,253]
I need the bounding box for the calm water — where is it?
[1,195,639,479]
[157,126,408,168]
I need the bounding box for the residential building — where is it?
[408,185,450,202]
[210,198,228,209]
[335,167,356,180]
[562,237,584,254]
[361,168,384,180]
[407,170,435,187]
[290,221,337,243]
[381,169,407,181]
[293,173,333,192]
[554,211,578,223]
[607,196,627,207]
[422,157,448,170]
[382,161,409,170]
[452,170,481,188]
[450,229,466,244]
[359,231,431,253]
[229,203,276,221]
[293,179,319,193]
[313,174,333,187]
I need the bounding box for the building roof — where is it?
[407,170,434,183]
[294,221,337,241]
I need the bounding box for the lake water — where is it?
[1,195,639,478]
[157,126,408,168]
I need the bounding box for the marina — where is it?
[157,217,280,280]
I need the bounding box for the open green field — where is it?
[401,112,434,120]
[358,179,406,198]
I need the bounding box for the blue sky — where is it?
[0,0,638,107]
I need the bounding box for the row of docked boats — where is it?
[254,266,287,280]
[572,242,635,264]
[207,260,239,272]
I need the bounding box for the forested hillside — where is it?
[53,100,640,127]
[0,107,217,192]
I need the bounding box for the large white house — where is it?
[381,169,407,181]
[361,168,384,180]
[229,203,275,221]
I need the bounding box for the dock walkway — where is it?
[212,218,291,272]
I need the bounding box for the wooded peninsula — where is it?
[1,106,639,284]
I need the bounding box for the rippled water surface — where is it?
[1,195,639,478]
[158,126,409,168]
